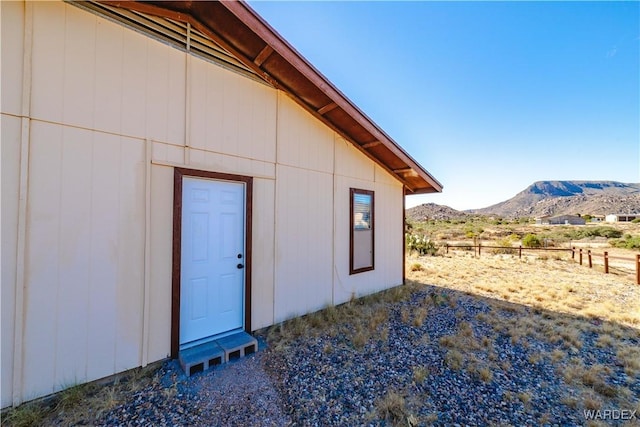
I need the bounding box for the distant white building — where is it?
[605,214,639,223]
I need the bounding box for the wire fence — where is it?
[444,243,640,285]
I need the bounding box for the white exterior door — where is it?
[180,177,245,346]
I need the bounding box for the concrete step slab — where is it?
[179,341,225,377]
[216,331,258,362]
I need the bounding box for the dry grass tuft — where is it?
[444,349,464,371]
[616,346,640,376]
[412,366,429,384]
[413,307,428,328]
[1,402,47,427]
[517,391,532,408]
[376,390,410,426]
[2,364,161,427]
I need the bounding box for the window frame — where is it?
[349,188,375,274]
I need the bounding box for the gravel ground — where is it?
[96,342,291,426]
[91,286,639,427]
[263,288,638,426]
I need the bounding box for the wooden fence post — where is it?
[588,250,592,268]
[579,248,583,265]
[636,254,640,285]
[519,245,522,259]
[478,243,481,257]
[603,252,608,274]
[446,244,449,254]
[572,247,575,260]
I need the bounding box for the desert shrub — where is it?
[586,226,622,239]
[410,262,424,272]
[522,233,542,248]
[610,235,640,250]
[406,233,438,256]
[492,238,517,254]
[464,225,484,239]
[632,218,640,224]
[564,227,623,240]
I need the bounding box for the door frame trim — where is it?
[171,167,253,358]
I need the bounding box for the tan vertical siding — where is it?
[273,94,335,322]
[334,136,375,181]
[61,6,97,129]
[86,132,120,380]
[2,0,408,406]
[30,2,186,145]
[250,178,277,330]
[1,1,24,116]
[1,115,22,407]
[94,15,124,133]
[1,0,26,406]
[375,177,404,288]
[274,166,334,322]
[147,165,173,362]
[22,121,63,399]
[189,56,277,163]
[22,121,146,399]
[119,27,148,138]
[277,95,334,173]
[30,2,64,124]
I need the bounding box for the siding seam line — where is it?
[12,0,34,405]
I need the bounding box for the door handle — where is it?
[237,263,244,269]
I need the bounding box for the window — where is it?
[350,188,374,274]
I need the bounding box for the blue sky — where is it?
[249,1,640,210]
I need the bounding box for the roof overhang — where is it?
[98,0,442,194]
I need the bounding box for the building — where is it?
[536,215,586,225]
[1,0,441,406]
[605,214,639,223]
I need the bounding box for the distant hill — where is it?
[469,180,640,218]
[406,203,467,222]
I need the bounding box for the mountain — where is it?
[406,203,467,222]
[470,180,640,218]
